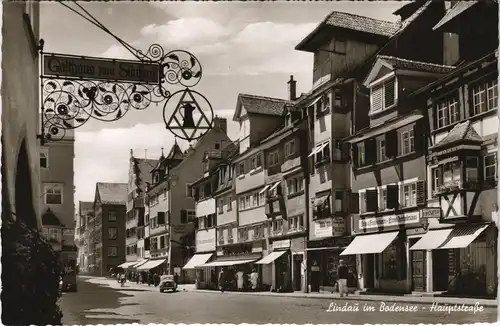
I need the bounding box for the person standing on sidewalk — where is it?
[218,268,226,293]
[337,260,348,297]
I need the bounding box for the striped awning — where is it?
[410,224,490,250]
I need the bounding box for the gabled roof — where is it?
[232,94,291,121]
[42,208,61,226]
[363,55,455,87]
[96,182,128,205]
[79,201,93,214]
[432,120,483,149]
[433,1,479,31]
[166,142,184,160]
[295,11,400,52]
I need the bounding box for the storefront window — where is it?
[380,242,406,280]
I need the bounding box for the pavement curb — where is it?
[192,289,498,308]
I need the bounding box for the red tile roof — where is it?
[433,1,478,31]
[432,120,483,149]
[239,94,292,117]
[377,55,456,74]
[96,182,128,205]
[324,11,400,37]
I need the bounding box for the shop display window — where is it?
[380,242,406,280]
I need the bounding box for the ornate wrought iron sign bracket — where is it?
[39,40,214,144]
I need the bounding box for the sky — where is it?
[40,1,407,205]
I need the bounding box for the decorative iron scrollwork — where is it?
[40,42,212,143]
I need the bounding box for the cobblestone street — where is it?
[59,277,497,324]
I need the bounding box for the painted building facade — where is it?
[91,182,127,276]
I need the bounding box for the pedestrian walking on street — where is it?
[337,260,348,297]
[218,268,226,293]
[236,269,244,291]
[174,272,179,285]
[250,268,259,291]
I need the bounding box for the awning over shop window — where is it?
[410,224,490,251]
[118,262,138,268]
[137,259,166,271]
[254,250,287,265]
[259,185,271,194]
[340,231,399,256]
[313,195,329,208]
[200,259,257,267]
[308,142,328,158]
[131,260,149,269]
[268,182,281,192]
[183,253,213,269]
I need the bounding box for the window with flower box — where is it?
[432,161,462,195]
[238,227,249,242]
[436,94,459,128]
[471,79,498,116]
[289,215,304,232]
[253,224,265,239]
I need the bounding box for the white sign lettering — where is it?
[422,208,441,218]
[272,239,290,249]
[359,213,420,229]
[196,228,216,252]
[314,219,332,238]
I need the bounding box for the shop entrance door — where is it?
[410,239,426,292]
[293,256,302,291]
[433,249,449,291]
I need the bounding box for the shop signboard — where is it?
[332,217,345,236]
[359,212,420,229]
[421,207,441,219]
[42,54,160,83]
[195,228,216,252]
[272,239,290,250]
[313,218,332,238]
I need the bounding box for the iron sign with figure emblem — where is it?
[39,42,214,144]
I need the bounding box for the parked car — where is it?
[159,275,177,293]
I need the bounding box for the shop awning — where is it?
[410,229,453,251]
[411,224,490,250]
[183,253,213,269]
[308,141,328,158]
[268,182,281,192]
[254,251,287,265]
[340,231,399,256]
[131,260,149,268]
[137,259,166,271]
[314,195,329,208]
[200,259,257,267]
[118,262,138,268]
[259,185,271,194]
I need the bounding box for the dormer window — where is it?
[153,173,160,184]
[371,78,396,114]
[285,113,292,127]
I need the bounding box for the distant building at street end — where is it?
[89,182,127,276]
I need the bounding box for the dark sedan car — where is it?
[159,275,177,293]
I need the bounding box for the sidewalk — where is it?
[83,277,497,308]
[192,288,498,308]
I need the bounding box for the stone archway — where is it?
[15,139,37,229]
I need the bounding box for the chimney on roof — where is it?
[130,149,134,158]
[213,116,227,134]
[287,75,297,101]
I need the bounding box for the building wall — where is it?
[40,140,75,233]
[101,204,126,273]
[215,190,237,226]
[313,36,380,89]
[126,159,138,261]
[196,197,216,217]
[2,2,42,229]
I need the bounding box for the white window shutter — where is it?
[371,84,383,112]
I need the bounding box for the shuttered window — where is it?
[371,78,397,113]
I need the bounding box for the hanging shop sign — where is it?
[313,218,332,238]
[359,212,420,229]
[421,207,442,219]
[196,228,216,252]
[39,41,213,144]
[42,54,160,83]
